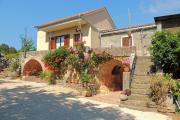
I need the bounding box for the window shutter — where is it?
[49,37,56,49]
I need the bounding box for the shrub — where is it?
[92,51,112,66]
[10,61,20,71]
[150,74,176,104]
[39,71,47,80]
[39,70,56,84]
[5,53,19,59]
[44,47,70,76]
[79,71,91,83]
[174,81,180,101]
[150,31,180,73]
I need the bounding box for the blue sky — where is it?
[0,0,180,49]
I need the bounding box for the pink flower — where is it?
[122,58,130,65]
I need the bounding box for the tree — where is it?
[0,43,9,54]
[0,43,18,54]
[9,47,17,54]
[151,31,180,73]
[20,36,36,52]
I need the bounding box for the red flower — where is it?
[60,63,64,66]
[60,54,64,57]
[55,58,60,62]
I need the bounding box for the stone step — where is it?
[136,56,152,60]
[131,83,150,89]
[136,60,153,64]
[119,103,157,112]
[134,67,151,75]
[128,94,149,101]
[133,75,150,80]
[120,99,148,107]
[131,88,150,95]
[133,79,150,84]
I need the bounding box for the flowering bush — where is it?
[43,47,70,75]
[43,42,113,86]
[65,42,112,83]
[122,58,130,67]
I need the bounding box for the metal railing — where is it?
[129,53,137,87]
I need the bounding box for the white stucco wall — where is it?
[37,31,49,51]
[84,10,115,30]
[36,24,97,51]
[90,26,100,48]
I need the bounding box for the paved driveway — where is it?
[0,78,170,120]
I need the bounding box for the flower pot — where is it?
[85,91,92,97]
[120,94,128,101]
[123,67,129,72]
[125,89,131,96]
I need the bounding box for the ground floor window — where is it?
[56,36,64,48]
[56,35,70,48]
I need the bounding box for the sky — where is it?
[0,0,180,49]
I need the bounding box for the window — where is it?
[74,34,81,43]
[56,36,65,48]
[121,35,133,47]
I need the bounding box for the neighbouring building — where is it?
[155,13,180,32]
[35,7,116,51]
[100,23,156,56]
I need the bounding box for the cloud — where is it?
[141,0,180,14]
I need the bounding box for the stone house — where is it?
[100,23,156,56]
[155,13,180,32]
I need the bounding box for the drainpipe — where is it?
[99,32,102,48]
[49,32,52,52]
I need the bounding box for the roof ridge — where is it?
[100,22,156,33]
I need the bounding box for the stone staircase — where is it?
[120,56,157,111]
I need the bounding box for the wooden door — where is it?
[49,37,56,49]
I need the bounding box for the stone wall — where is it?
[20,50,50,74]
[101,26,156,56]
[94,47,136,57]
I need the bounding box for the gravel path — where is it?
[0,78,171,120]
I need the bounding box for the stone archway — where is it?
[98,59,123,91]
[23,59,43,76]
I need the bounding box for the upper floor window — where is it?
[121,34,133,47]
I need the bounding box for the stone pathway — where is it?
[0,78,171,120]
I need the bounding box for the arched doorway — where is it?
[112,65,123,91]
[23,59,43,76]
[98,59,123,91]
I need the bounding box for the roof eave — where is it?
[36,16,81,29]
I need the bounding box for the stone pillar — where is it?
[123,72,130,90]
